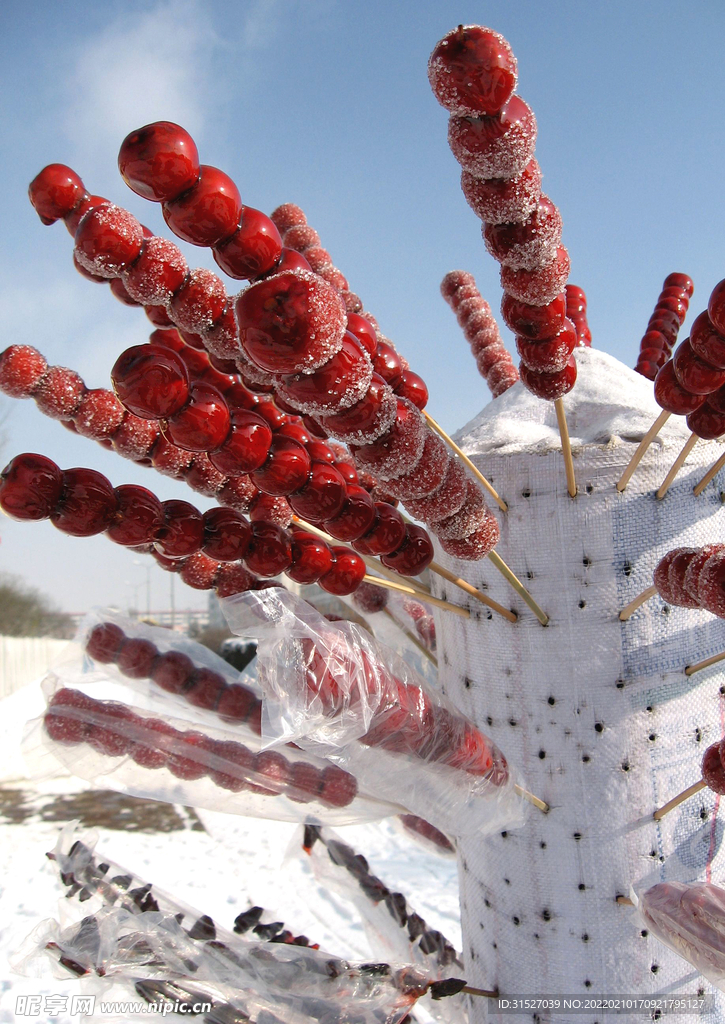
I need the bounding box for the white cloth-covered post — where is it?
[434,349,725,1022]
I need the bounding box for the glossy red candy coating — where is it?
[112,344,190,419]
[278,332,372,414]
[381,524,435,575]
[145,303,175,327]
[346,313,379,356]
[245,521,293,577]
[51,468,119,537]
[686,401,725,440]
[235,269,346,375]
[640,330,669,354]
[276,422,312,446]
[654,360,706,415]
[108,277,138,307]
[0,453,63,521]
[29,164,85,223]
[168,267,227,334]
[251,435,311,496]
[65,194,108,235]
[117,638,158,679]
[395,370,429,410]
[162,162,242,245]
[648,307,681,336]
[208,411,272,475]
[106,484,163,546]
[288,462,347,522]
[319,548,366,596]
[448,95,537,180]
[673,339,725,395]
[155,499,204,557]
[635,360,661,381]
[519,356,577,400]
[254,399,287,431]
[372,341,403,387]
[706,383,725,415]
[201,507,252,562]
[306,440,336,464]
[702,743,725,795]
[324,485,377,542]
[689,311,725,369]
[428,25,517,116]
[484,195,562,270]
[0,344,48,398]
[501,290,566,341]
[664,272,694,297]
[320,375,396,444]
[151,651,195,694]
[86,622,125,663]
[655,294,688,324]
[708,278,725,337]
[74,204,144,279]
[122,236,188,305]
[460,158,541,225]
[213,206,282,279]
[164,382,231,452]
[119,121,200,202]
[516,320,576,374]
[259,247,311,278]
[286,532,334,584]
[353,502,407,557]
[638,347,667,367]
[666,548,701,608]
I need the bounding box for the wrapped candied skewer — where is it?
[634,272,693,380]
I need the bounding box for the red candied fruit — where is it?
[653,547,688,604]
[119,121,200,202]
[51,468,119,537]
[74,204,144,279]
[383,433,448,501]
[461,158,541,225]
[353,581,388,614]
[686,402,725,440]
[287,761,323,803]
[666,548,701,608]
[245,521,293,577]
[654,360,706,416]
[439,516,500,560]
[428,25,517,116]
[324,485,376,543]
[519,356,577,401]
[214,562,256,599]
[261,247,311,277]
[381,524,435,575]
[155,499,205,557]
[319,764,358,807]
[303,246,332,271]
[166,730,210,780]
[164,382,231,452]
[690,311,725,369]
[320,375,397,445]
[501,244,571,306]
[122,236,188,305]
[673,340,725,395]
[287,532,334,584]
[218,475,258,513]
[151,437,193,479]
[145,303,174,327]
[186,668,226,710]
[163,164,242,247]
[107,484,163,546]
[44,688,94,745]
[283,224,321,250]
[351,399,426,481]
[151,650,195,694]
[168,267,227,334]
[484,195,562,271]
[649,309,681,341]
[235,269,347,375]
[405,457,468,523]
[179,552,220,591]
[251,435,311,496]
[29,164,86,224]
[288,462,347,523]
[270,203,306,233]
[86,621,125,663]
[109,278,138,307]
[440,270,475,301]
[213,206,283,279]
[435,480,485,540]
[656,294,688,324]
[202,507,252,562]
[208,410,272,476]
[117,637,158,679]
[516,320,576,374]
[683,544,725,603]
[33,366,85,419]
[187,454,229,498]
[488,362,519,396]
[353,502,407,557]
[73,389,125,440]
[112,413,159,461]
[319,548,367,596]
[696,550,725,617]
[702,742,725,795]
[373,341,403,387]
[278,333,372,416]
[448,95,537,180]
[0,345,48,398]
[664,272,694,297]
[65,194,108,235]
[112,344,190,419]
[395,370,429,410]
[0,453,62,521]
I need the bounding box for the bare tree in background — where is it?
[0,574,73,638]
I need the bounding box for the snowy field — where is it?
[0,681,462,1023]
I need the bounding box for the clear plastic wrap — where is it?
[15,825,435,1024]
[221,588,525,837]
[396,815,456,857]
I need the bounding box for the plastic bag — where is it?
[221,587,525,837]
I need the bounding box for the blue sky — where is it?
[2,0,725,615]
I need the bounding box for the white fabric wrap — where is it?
[433,349,725,1022]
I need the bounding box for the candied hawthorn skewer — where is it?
[619,543,725,621]
[353,581,438,666]
[565,284,591,348]
[429,24,578,497]
[652,739,724,820]
[634,272,693,380]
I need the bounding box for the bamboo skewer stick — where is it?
[653,779,707,820]
[694,450,725,496]
[554,397,577,498]
[685,650,725,677]
[423,411,508,512]
[616,896,634,906]
[487,550,549,626]
[430,561,517,622]
[462,986,499,999]
[619,585,658,621]
[382,607,437,666]
[616,409,671,492]
[363,574,471,618]
[656,432,698,499]
[514,784,549,813]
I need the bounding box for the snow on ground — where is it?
[0,681,462,1023]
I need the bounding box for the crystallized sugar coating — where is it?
[666,548,702,608]
[516,322,576,374]
[270,203,307,233]
[476,344,509,375]
[382,432,449,500]
[74,203,145,278]
[321,381,398,445]
[179,551,220,591]
[343,291,363,314]
[519,356,577,400]
[464,308,500,342]
[696,550,725,617]
[428,25,517,117]
[460,159,542,225]
[215,562,255,598]
[33,366,86,419]
[122,236,188,305]
[283,225,321,251]
[151,437,194,478]
[439,515,500,559]
[440,270,476,302]
[455,296,489,328]
[434,479,486,539]
[169,267,227,333]
[484,196,563,271]
[501,244,570,305]
[448,96,537,180]
[404,457,468,523]
[202,306,239,360]
[248,492,293,528]
[351,399,426,481]
[185,454,228,497]
[487,361,519,397]
[319,265,349,293]
[683,543,725,603]
[653,547,693,605]
[234,355,281,391]
[0,345,48,398]
[303,246,333,271]
[111,412,159,460]
[73,389,125,439]
[218,475,258,512]
[469,324,503,355]
[277,344,373,418]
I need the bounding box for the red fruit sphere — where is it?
[0,453,63,521]
[324,485,376,543]
[664,272,694,297]
[119,121,200,202]
[516,320,576,374]
[428,25,517,116]
[163,164,242,247]
[448,94,537,180]
[168,267,227,334]
[51,468,119,537]
[28,164,85,224]
[690,311,725,370]
[0,345,48,398]
[395,370,429,410]
[501,291,566,342]
[278,332,372,415]
[155,499,205,557]
[74,204,144,279]
[319,548,367,596]
[213,206,283,280]
[346,313,379,356]
[122,236,188,306]
[287,532,334,585]
[244,521,293,577]
[106,484,164,547]
[686,402,725,440]
[202,507,252,562]
[251,435,312,496]
[151,651,195,694]
[86,621,125,663]
[519,356,577,401]
[673,339,725,395]
[380,524,435,575]
[208,410,272,476]
[163,382,231,452]
[654,360,706,416]
[111,344,190,420]
[288,461,347,523]
[117,638,158,679]
[702,742,725,795]
[461,158,541,226]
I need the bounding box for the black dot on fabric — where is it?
[484,899,491,909]
[616,680,625,689]
[486,716,493,726]
[464,677,472,689]
[541,909,551,921]
[578,600,586,609]
[509,718,518,727]
[540,841,547,849]
[548,696,556,706]
[578,884,586,891]
[573,832,581,841]
[504,878,510,885]
[650,850,657,858]
[586,484,594,494]
[720,686,725,696]
[696,728,702,742]
[584,980,592,988]
[513,916,520,926]
[646,705,653,712]
[701,808,709,821]
[582,754,590,763]
[621,762,630,772]
[594,722,603,733]
[501,831,508,838]
[623,562,633,577]
[582,933,589,942]
[698,987,705,997]
[641,930,648,938]
[649,733,656,742]
[662,605,671,615]
[521,489,531,498]
[526,571,534,580]
[538,750,546,759]
[651,964,659,974]
[492,942,497,949]
[534,932,540,940]
[583,556,591,566]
